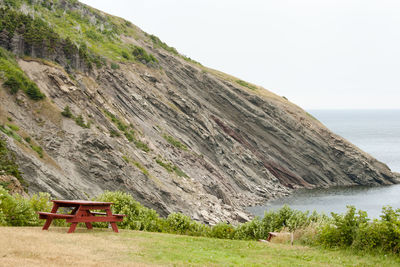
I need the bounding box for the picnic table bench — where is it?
[38,200,125,233]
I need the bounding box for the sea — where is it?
[248,109,400,218]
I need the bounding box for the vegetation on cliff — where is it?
[0,47,44,99]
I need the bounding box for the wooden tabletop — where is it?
[51,200,113,205]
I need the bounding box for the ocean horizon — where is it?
[308,109,400,172]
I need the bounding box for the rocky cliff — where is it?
[0,0,398,224]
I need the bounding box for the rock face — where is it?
[0,1,399,224]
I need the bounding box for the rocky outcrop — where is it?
[0,0,398,224]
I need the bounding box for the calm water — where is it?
[248,110,400,218]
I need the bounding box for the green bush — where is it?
[121,51,130,60]
[75,115,90,128]
[379,206,400,253]
[4,76,20,94]
[234,217,265,240]
[124,131,134,142]
[110,62,120,70]
[351,207,400,253]
[209,222,235,239]
[164,212,207,236]
[61,105,73,118]
[95,191,162,232]
[28,192,52,213]
[318,206,368,247]
[0,186,38,226]
[0,209,6,226]
[131,45,157,64]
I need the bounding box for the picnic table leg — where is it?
[67,206,83,233]
[42,203,59,230]
[68,223,78,233]
[85,210,93,230]
[106,208,119,233]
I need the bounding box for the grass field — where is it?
[1,227,399,266]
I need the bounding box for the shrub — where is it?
[110,62,120,70]
[0,186,38,226]
[262,205,296,232]
[95,191,162,232]
[375,206,400,253]
[28,192,52,213]
[317,206,368,247]
[75,115,90,128]
[121,50,130,60]
[131,45,157,63]
[4,76,20,94]
[209,222,236,239]
[26,83,45,100]
[61,105,73,118]
[0,209,6,226]
[234,217,265,240]
[124,131,134,142]
[164,213,205,235]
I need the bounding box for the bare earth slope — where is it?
[0,0,399,224]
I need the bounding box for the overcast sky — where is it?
[81,0,400,109]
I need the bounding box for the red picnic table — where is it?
[38,200,125,233]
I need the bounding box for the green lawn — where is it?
[1,227,399,266]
